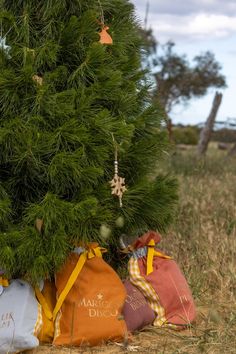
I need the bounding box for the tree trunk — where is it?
[228,142,236,156]
[197,92,223,156]
[167,118,173,142]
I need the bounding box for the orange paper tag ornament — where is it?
[99,26,113,45]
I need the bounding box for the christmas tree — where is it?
[0,0,178,282]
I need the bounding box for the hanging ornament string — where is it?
[97,0,113,45]
[97,0,105,26]
[109,134,127,207]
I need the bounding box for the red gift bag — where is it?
[128,231,196,328]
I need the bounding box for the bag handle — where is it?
[146,239,172,275]
[53,252,87,321]
[53,245,106,321]
[35,286,53,320]
[36,245,106,321]
[35,256,87,322]
[36,265,88,322]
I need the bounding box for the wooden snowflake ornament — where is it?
[109,136,127,207]
[110,173,127,207]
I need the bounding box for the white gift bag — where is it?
[0,279,42,353]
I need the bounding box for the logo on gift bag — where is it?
[78,293,118,318]
[0,312,13,329]
[125,289,147,311]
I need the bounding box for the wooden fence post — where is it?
[197,92,223,156]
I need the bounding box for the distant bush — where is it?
[160,147,236,176]
[212,129,236,143]
[173,126,199,145]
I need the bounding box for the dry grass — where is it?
[30,303,236,354]
[30,145,236,354]
[160,144,236,352]
[163,172,236,302]
[162,144,236,300]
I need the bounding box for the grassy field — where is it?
[162,144,236,301]
[159,144,236,353]
[33,144,236,354]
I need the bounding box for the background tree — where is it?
[0,0,178,282]
[141,30,226,114]
[153,41,226,114]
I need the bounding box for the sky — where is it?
[131,0,236,125]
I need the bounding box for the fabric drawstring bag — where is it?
[128,231,196,329]
[53,243,127,346]
[122,280,155,332]
[0,273,8,296]
[35,279,57,343]
[0,279,41,353]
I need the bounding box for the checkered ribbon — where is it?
[128,257,168,326]
[129,257,179,329]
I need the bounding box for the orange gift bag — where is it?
[53,243,127,346]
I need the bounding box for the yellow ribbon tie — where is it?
[147,239,156,275]
[154,250,172,260]
[35,286,53,320]
[0,276,9,287]
[87,245,107,259]
[146,239,172,275]
[53,252,87,321]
